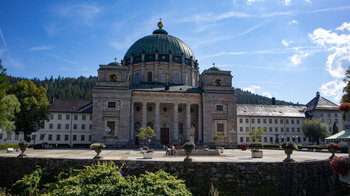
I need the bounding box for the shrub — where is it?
[124,170,192,196]
[183,142,195,151]
[280,141,298,150]
[11,168,51,195]
[0,144,19,150]
[89,143,106,150]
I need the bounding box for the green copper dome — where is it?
[123,24,196,66]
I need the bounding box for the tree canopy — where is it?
[301,119,329,144]
[0,60,21,132]
[332,122,339,135]
[8,80,49,141]
[248,128,265,143]
[136,126,155,146]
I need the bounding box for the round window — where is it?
[110,74,117,81]
[163,107,168,112]
[215,79,222,86]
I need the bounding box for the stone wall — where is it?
[0,157,338,196]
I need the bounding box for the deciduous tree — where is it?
[8,80,49,141]
[301,119,329,144]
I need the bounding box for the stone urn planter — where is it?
[17,141,29,158]
[280,141,298,162]
[90,143,105,159]
[143,150,154,159]
[251,150,263,158]
[183,142,195,162]
[216,147,224,154]
[327,144,339,160]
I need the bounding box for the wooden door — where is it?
[160,128,169,145]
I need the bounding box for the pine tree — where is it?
[332,122,339,135]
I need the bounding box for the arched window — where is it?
[147,122,153,129]
[147,72,152,83]
[161,72,166,83]
[185,75,189,85]
[135,73,140,84]
[174,73,179,84]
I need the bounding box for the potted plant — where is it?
[280,141,298,162]
[18,141,29,158]
[330,156,350,183]
[136,127,155,159]
[214,133,225,144]
[90,143,106,159]
[327,143,339,160]
[250,143,263,158]
[183,142,195,162]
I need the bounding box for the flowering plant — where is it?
[327,144,339,149]
[339,102,350,112]
[330,156,350,176]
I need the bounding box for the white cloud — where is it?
[243,85,261,93]
[320,80,346,102]
[281,39,294,47]
[285,0,291,6]
[305,0,311,3]
[247,0,263,3]
[54,3,102,25]
[29,45,54,51]
[262,92,272,98]
[47,54,77,64]
[336,22,350,31]
[310,22,350,102]
[289,50,310,66]
[288,20,298,25]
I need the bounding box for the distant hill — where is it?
[6,76,297,105]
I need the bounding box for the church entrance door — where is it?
[160,128,169,145]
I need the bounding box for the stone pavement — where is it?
[0,149,347,162]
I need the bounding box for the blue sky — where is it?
[0,0,349,104]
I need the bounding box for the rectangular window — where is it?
[82,115,86,120]
[0,133,2,139]
[286,119,289,124]
[287,137,290,141]
[335,113,338,118]
[31,134,34,140]
[7,134,12,140]
[216,105,223,111]
[328,113,331,118]
[298,137,301,143]
[66,115,70,120]
[281,127,284,132]
[275,127,278,132]
[179,123,183,134]
[73,124,77,130]
[270,137,273,143]
[240,137,243,142]
[73,135,77,141]
[280,119,283,124]
[217,123,224,133]
[257,119,261,123]
[50,114,54,120]
[292,128,295,132]
[275,119,278,124]
[56,135,60,141]
[246,119,249,123]
[48,134,52,141]
[328,119,331,124]
[269,127,272,132]
[106,121,115,135]
[40,134,45,140]
[57,124,61,129]
[89,135,91,141]
[239,118,243,123]
[49,124,53,129]
[64,135,69,141]
[246,127,249,132]
[335,119,338,123]
[252,119,255,123]
[58,114,62,120]
[269,119,272,124]
[74,115,78,120]
[291,119,294,124]
[108,102,116,108]
[263,119,266,124]
[81,135,85,141]
[264,137,267,142]
[287,127,289,132]
[297,128,300,132]
[89,125,92,130]
[81,124,86,130]
[297,120,300,124]
[246,137,249,142]
[240,127,243,132]
[90,115,92,121]
[15,134,19,140]
[65,124,69,130]
[252,127,255,130]
[303,137,306,141]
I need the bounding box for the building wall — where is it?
[0,112,92,146]
[310,110,343,132]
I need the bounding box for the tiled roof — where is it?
[48,99,92,113]
[130,84,202,93]
[237,104,306,117]
[306,95,339,111]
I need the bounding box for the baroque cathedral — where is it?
[92,21,237,147]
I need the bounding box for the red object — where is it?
[339,102,350,112]
[327,144,340,149]
[174,144,178,149]
[241,144,247,150]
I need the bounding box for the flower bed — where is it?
[330,156,350,176]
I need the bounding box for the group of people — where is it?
[164,144,178,156]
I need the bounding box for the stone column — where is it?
[198,104,202,143]
[155,102,160,143]
[142,102,147,128]
[130,102,134,144]
[186,103,191,142]
[173,103,179,144]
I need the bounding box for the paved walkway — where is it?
[0,149,347,162]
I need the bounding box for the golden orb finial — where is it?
[157,18,163,29]
[114,58,117,63]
